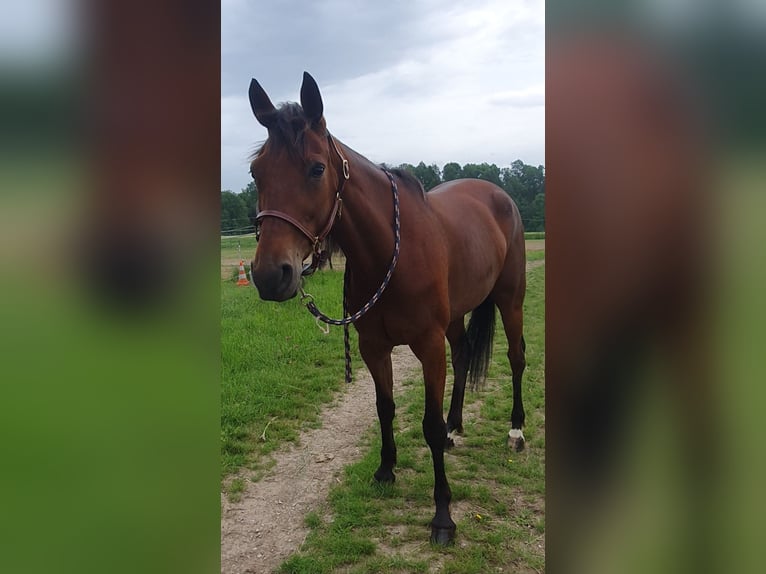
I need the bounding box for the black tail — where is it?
[465,296,496,390]
[318,237,343,270]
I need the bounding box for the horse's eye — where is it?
[310,163,325,178]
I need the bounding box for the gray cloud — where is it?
[222,0,429,98]
[222,0,544,193]
[488,87,545,108]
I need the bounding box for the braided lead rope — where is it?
[342,267,351,384]
[300,169,401,382]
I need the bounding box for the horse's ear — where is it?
[249,78,277,129]
[300,71,324,126]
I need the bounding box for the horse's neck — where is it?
[331,147,397,280]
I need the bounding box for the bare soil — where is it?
[220,346,421,574]
[220,258,544,574]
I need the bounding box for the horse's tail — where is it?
[465,296,496,390]
[318,237,342,270]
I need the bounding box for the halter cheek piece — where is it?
[255,134,349,276]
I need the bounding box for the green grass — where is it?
[227,478,246,503]
[524,231,545,240]
[526,249,546,262]
[278,263,545,573]
[222,240,545,570]
[221,235,258,266]
[221,267,359,482]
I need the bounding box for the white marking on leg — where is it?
[508,428,525,442]
[447,430,459,442]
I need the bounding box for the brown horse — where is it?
[247,72,527,544]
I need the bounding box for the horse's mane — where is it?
[384,166,427,200]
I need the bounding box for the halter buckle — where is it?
[342,159,350,180]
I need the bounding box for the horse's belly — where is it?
[446,239,507,319]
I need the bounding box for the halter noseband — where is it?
[255,134,349,276]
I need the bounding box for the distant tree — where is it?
[411,162,442,191]
[460,163,481,180]
[228,159,543,232]
[460,162,502,187]
[442,162,462,182]
[221,190,251,234]
[396,162,442,191]
[513,162,545,231]
[239,181,259,226]
[500,167,523,198]
[510,160,544,204]
[528,192,546,231]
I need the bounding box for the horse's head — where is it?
[247,72,346,301]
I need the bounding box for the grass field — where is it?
[221,241,544,473]
[221,239,545,571]
[221,235,258,279]
[221,235,257,262]
[526,249,546,262]
[221,270,359,480]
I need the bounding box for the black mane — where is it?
[385,166,427,200]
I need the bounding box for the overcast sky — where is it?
[221,0,544,193]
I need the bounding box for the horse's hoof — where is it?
[507,429,525,452]
[373,468,396,484]
[445,429,462,449]
[430,525,456,546]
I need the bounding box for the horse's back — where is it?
[428,178,523,249]
[426,179,524,316]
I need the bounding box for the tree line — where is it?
[221,159,545,235]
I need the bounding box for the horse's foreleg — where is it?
[411,331,456,545]
[445,318,468,447]
[359,338,396,483]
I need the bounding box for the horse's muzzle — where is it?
[250,260,299,301]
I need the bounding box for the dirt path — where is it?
[221,259,544,574]
[220,346,421,574]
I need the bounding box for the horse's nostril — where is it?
[281,263,293,286]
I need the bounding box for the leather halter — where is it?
[255,134,350,275]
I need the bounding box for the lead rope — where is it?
[343,268,351,383]
[300,168,401,383]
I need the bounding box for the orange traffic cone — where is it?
[236,260,250,286]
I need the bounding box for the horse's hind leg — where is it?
[445,318,468,447]
[495,291,526,451]
[359,338,397,483]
